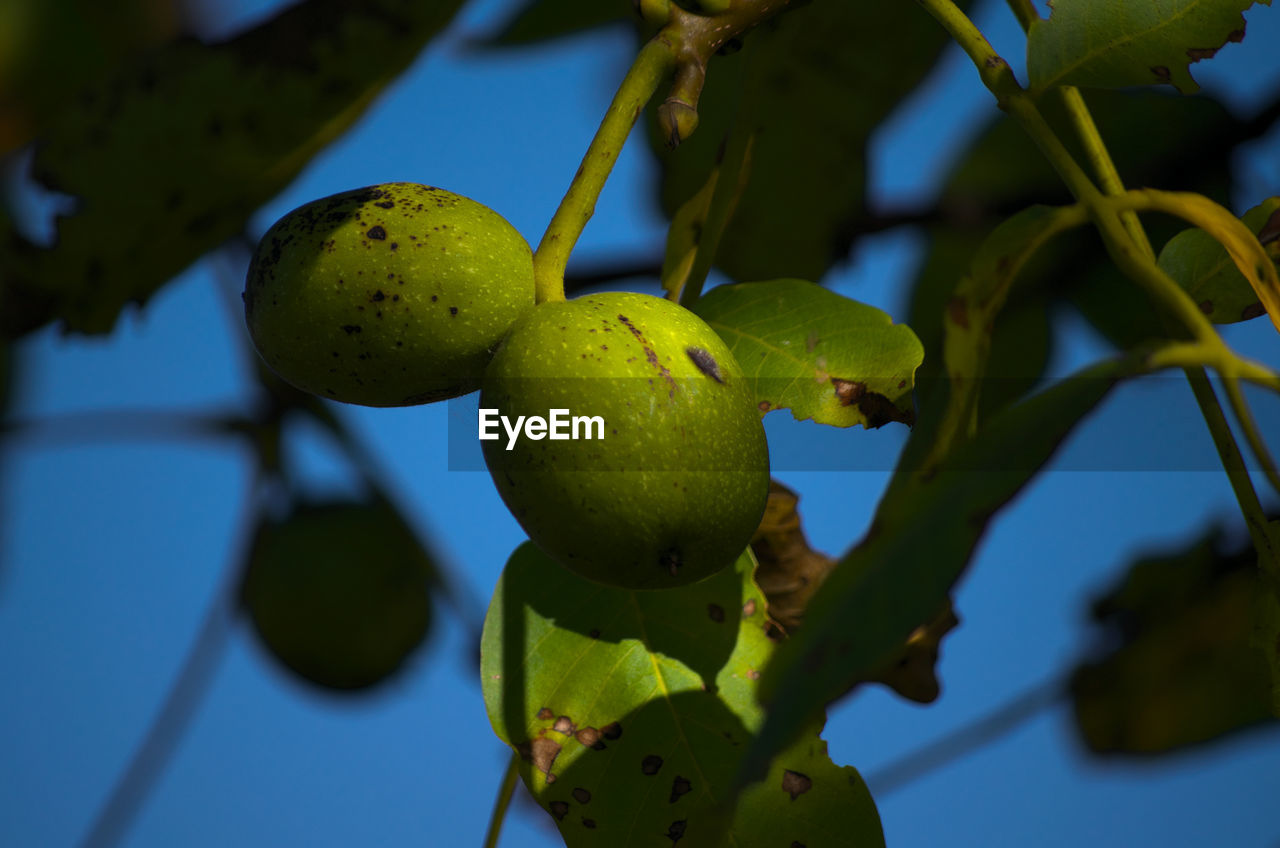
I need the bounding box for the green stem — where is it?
[1057,86,1154,260]
[532,38,677,303]
[482,753,521,848]
[1184,371,1276,556]
[1003,0,1039,30]
[1223,377,1280,497]
[677,120,754,308]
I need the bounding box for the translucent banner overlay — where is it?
[445,375,1280,472]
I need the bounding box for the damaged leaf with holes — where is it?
[693,279,923,429]
[480,543,883,847]
[1027,0,1270,95]
[1,0,464,337]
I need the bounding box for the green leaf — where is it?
[653,0,972,284]
[739,358,1139,785]
[0,0,180,153]
[479,0,633,46]
[1,0,465,338]
[481,543,883,847]
[1028,0,1271,95]
[1071,525,1278,754]
[1158,197,1279,323]
[692,279,923,429]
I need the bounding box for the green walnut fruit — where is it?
[244,182,534,406]
[480,291,769,589]
[241,499,434,691]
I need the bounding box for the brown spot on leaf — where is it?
[947,296,970,329]
[549,801,569,821]
[1187,46,1220,61]
[1151,65,1171,81]
[1228,28,1245,42]
[792,842,807,848]
[583,818,597,829]
[575,727,604,749]
[1198,299,1214,315]
[1256,209,1280,244]
[589,628,601,639]
[537,707,554,721]
[554,716,575,735]
[743,599,757,617]
[341,324,362,334]
[641,755,664,775]
[669,776,692,803]
[781,770,813,800]
[531,737,562,780]
[666,820,687,843]
[1242,303,1265,321]
[573,787,592,804]
[746,668,760,680]
[707,603,725,623]
[602,722,623,740]
[758,400,772,412]
[832,378,866,406]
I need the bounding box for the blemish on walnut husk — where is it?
[548,801,569,821]
[669,776,692,803]
[641,755,664,775]
[660,548,682,577]
[707,603,725,623]
[781,769,813,800]
[686,347,725,383]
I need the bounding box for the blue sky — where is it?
[3,0,1280,845]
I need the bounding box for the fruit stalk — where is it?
[532,38,676,303]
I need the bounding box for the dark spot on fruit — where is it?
[431,295,438,302]
[660,548,681,577]
[572,788,592,804]
[341,324,362,334]
[669,776,691,803]
[641,755,663,775]
[450,306,459,316]
[537,707,554,720]
[602,722,622,740]
[367,225,387,240]
[372,290,386,302]
[666,820,686,843]
[707,604,725,623]
[549,801,569,821]
[686,347,724,382]
[390,242,399,250]
[758,401,771,412]
[781,770,812,800]
[375,200,394,209]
